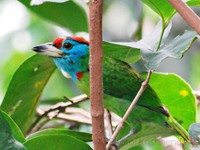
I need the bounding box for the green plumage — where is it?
[78,56,164,112]
[33,37,190,143]
[78,56,189,142]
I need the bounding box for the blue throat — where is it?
[52,40,89,82]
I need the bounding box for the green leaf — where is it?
[2,111,25,143]
[129,140,165,150]
[142,72,196,130]
[141,31,198,70]
[115,29,198,70]
[189,123,200,145]
[142,0,200,26]
[190,52,200,89]
[27,129,92,142]
[24,134,92,150]
[103,41,141,64]
[142,0,175,26]
[1,54,56,134]
[187,0,200,6]
[0,109,26,150]
[119,123,174,149]
[18,0,88,33]
[41,69,79,101]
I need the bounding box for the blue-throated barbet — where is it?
[32,36,190,142]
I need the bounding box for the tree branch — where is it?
[89,0,106,150]
[105,109,118,150]
[105,109,114,137]
[193,90,200,105]
[167,0,200,35]
[26,94,88,135]
[106,70,152,149]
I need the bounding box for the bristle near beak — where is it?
[32,43,64,58]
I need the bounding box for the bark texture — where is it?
[89,0,106,150]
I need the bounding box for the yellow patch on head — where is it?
[179,90,188,97]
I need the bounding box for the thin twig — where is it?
[105,109,118,150]
[35,118,51,131]
[105,109,114,137]
[89,0,106,149]
[26,94,88,135]
[167,0,200,35]
[117,130,135,145]
[106,70,152,150]
[36,107,120,131]
[35,108,61,131]
[193,90,200,105]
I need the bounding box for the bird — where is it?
[32,36,189,143]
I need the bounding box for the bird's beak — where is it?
[32,43,64,58]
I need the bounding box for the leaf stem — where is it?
[156,21,165,51]
[106,70,152,149]
[167,0,200,35]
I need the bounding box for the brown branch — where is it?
[26,94,88,135]
[31,107,92,133]
[105,109,118,150]
[106,70,152,149]
[167,0,200,35]
[89,0,106,150]
[105,109,114,137]
[193,91,200,105]
[34,107,92,133]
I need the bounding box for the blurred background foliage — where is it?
[0,0,200,105]
[0,0,200,149]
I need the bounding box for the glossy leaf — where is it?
[127,141,165,150]
[24,134,92,150]
[18,0,88,33]
[142,0,175,26]
[1,54,56,134]
[0,109,26,150]
[114,29,198,70]
[142,72,196,130]
[103,41,141,64]
[2,111,25,143]
[142,30,198,70]
[27,129,92,142]
[119,123,175,149]
[142,0,200,26]
[187,0,200,6]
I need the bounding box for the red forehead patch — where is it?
[71,36,89,45]
[53,38,64,49]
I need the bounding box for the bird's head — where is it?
[32,37,89,82]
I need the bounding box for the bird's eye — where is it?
[63,42,73,50]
